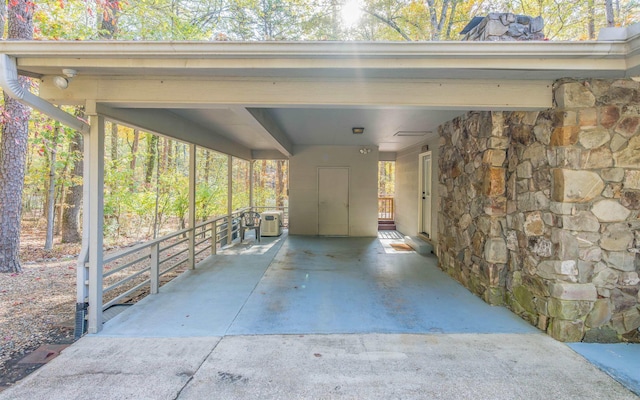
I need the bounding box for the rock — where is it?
[484,167,506,196]
[548,298,593,320]
[552,169,604,203]
[578,260,595,283]
[592,268,619,289]
[599,106,620,129]
[579,129,610,149]
[615,116,639,138]
[582,326,619,343]
[537,260,578,280]
[591,200,631,222]
[530,237,553,258]
[579,246,602,262]
[614,135,640,168]
[548,318,584,342]
[522,143,547,167]
[550,126,579,146]
[524,212,544,236]
[550,202,575,214]
[609,134,627,152]
[459,213,472,230]
[556,82,596,108]
[580,147,613,169]
[621,191,640,210]
[484,238,508,264]
[555,229,579,259]
[585,299,613,328]
[550,282,597,301]
[562,211,600,232]
[603,250,637,272]
[623,308,640,332]
[611,288,637,313]
[620,272,640,286]
[624,170,640,190]
[579,108,598,128]
[488,137,509,149]
[600,229,634,251]
[600,168,625,182]
[516,161,532,179]
[484,149,506,166]
[506,230,518,251]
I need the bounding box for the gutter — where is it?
[0,54,90,134]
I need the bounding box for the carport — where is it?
[0,24,639,341]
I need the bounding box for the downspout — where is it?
[0,54,90,134]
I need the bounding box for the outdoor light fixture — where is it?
[53,68,78,90]
[359,147,371,154]
[352,127,365,134]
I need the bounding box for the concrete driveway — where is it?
[0,234,637,399]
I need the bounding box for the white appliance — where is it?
[261,211,283,237]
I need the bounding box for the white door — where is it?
[318,167,349,236]
[419,152,432,237]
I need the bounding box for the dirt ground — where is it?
[0,221,79,388]
[0,219,202,390]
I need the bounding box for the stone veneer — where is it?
[438,79,640,342]
[462,12,544,41]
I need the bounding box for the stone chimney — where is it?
[461,13,544,41]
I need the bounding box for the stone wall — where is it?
[437,79,640,342]
[462,13,544,41]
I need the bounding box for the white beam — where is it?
[42,78,553,110]
[242,107,293,157]
[87,115,105,334]
[95,105,252,160]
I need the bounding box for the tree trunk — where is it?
[605,0,615,27]
[587,0,595,39]
[99,0,119,39]
[44,123,60,250]
[276,160,285,207]
[129,129,139,189]
[61,131,83,243]
[110,122,118,166]
[0,0,33,273]
[145,134,158,185]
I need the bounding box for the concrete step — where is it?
[404,235,434,255]
[378,220,396,231]
[378,224,396,230]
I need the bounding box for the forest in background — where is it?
[0,0,638,272]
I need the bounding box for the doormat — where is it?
[390,243,413,251]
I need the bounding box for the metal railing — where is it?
[378,197,394,220]
[100,208,248,311]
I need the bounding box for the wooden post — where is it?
[87,114,105,334]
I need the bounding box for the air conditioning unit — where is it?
[261,211,282,237]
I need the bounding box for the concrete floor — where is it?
[1,233,638,399]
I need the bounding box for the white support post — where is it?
[188,144,196,269]
[211,220,217,255]
[249,160,254,210]
[150,243,160,294]
[74,126,91,338]
[227,155,234,244]
[87,115,105,334]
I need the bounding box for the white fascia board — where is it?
[0,39,634,80]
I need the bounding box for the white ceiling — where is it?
[171,106,465,153]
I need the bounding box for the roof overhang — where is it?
[0,24,638,156]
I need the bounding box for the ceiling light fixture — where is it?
[53,68,78,90]
[352,127,365,134]
[359,147,371,154]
